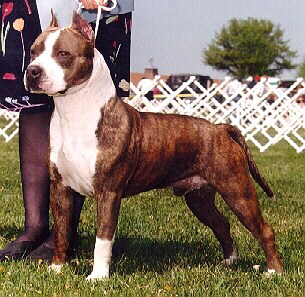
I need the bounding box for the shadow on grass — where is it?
[0,226,262,276]
[0,226,25,244]
[72,234,271,276]
[71,234,230,276]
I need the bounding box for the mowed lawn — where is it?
[0,136,304,296]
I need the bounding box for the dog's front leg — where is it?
[87,190,122,281]
[49,167,73,271]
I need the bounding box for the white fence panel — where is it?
[0,110,19,142]
[0,77,304,153]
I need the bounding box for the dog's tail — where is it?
[220,124,275,200]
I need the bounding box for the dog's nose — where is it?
[27,65,43,79]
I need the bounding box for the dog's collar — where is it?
[56,80,90,97]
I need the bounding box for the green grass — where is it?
[0,137,304,296]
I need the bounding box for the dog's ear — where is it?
[49,9,59,28]
[71,11,95,43]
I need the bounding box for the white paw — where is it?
[48,263,63,274]
[220,256,238,266]
[219,249,238,266]
[263,268,282,278]
[86,269,109,281]
[219,247,237,266]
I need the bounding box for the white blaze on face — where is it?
[28,30,66,94]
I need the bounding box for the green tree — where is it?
[297,57,305,78]
[203,18,297,78]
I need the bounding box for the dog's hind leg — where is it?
[185,186,237,265]
[86,190,122,281]
[216,174,283,273]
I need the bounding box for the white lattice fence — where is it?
[1,77,304,152]
[127,76,305,153]
[0,109,19,142]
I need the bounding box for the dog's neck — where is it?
[53,48,116,117]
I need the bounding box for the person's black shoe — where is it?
[0,241,38,261]
[27,242,54,263]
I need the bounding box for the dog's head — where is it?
[24,11,95,96]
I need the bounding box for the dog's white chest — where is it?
[48,49,115,196]
[50,109,99,196]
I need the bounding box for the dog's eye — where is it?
[29,49,37,61]
[30,49,36,57]
[58,51,70,57]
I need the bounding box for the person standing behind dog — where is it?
[0,0,134,261]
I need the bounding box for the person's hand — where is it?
[79,0,108,10]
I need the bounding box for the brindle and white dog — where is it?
[24,12,283,280]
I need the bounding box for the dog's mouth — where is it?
[58,89,67,95]
[26,83,67,96]
[26,81,55,95]
[25,74,67,96]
